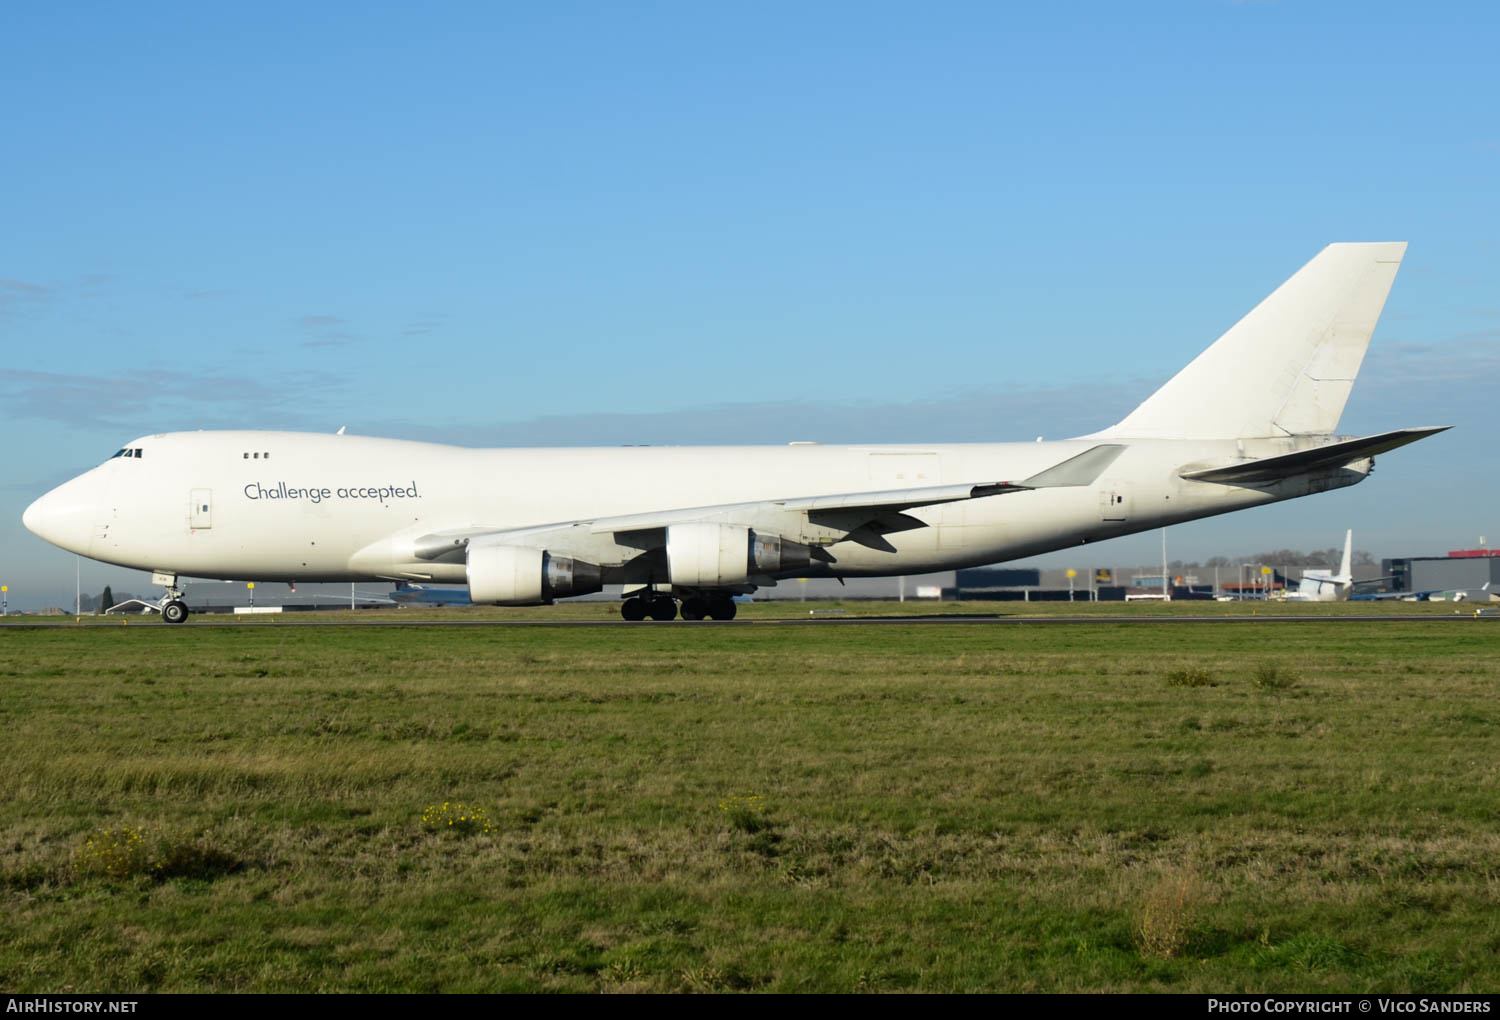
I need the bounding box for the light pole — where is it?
[1161,529,1170,602]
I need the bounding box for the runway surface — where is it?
[6,612,1498,629]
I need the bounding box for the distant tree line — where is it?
[74,588,137,613]
[1169,548,1376,571]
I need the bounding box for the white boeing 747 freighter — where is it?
[23,243,1446,622]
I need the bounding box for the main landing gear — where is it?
[619,594,738,621]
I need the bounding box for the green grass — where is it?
[1,593,1488,625]
[2,612,1499,991]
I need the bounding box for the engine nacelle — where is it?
[666,523,812,587]
[466,544,602,605]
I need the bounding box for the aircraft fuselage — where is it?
[24,429,1368,587]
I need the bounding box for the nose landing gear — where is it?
[154,574,191,624]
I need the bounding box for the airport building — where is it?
[159,581,396,614]
[1382,549,1500,596]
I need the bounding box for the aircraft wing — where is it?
[1351,587,1457,602]
[1355,590,1430,602]
[594,441,1127,535]
[1179,427,1449,485]
[412,443,1125,563]
[590,480,1027,536]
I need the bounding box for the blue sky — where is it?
[3,2,1497,609]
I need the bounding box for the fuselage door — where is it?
[1099,482,1130,522]
[190,489,212,530]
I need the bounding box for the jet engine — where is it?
[666,523,812,587]
[466,543,602,605]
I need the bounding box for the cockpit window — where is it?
[108,447,145,461]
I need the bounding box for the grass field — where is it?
[3,605,1499,992]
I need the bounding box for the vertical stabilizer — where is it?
[1096,243,1406,439]
[1339,529,1353,581]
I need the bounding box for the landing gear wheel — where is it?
[647,597,678,621]
[621,598,647,622]
[680,597,707,621]
[162,600,189,625]
[707,596,737,620]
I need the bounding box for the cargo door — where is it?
[1099,482,1130,522]
[190,489,212,530]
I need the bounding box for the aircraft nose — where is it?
[22,472,102,556]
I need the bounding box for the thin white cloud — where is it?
[294,313,359,347]
[295,314,346,329]
[0,368,346,432]
[1363,335,1500,386]
[356,334,1496,450]
[366,380,1144,449]
[0,278,52,319]
[400,318,445,337]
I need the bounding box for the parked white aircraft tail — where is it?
[22,243,1449,622]
[1284,529,1357,602]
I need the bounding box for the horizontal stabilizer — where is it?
[1179,427,1448,485]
